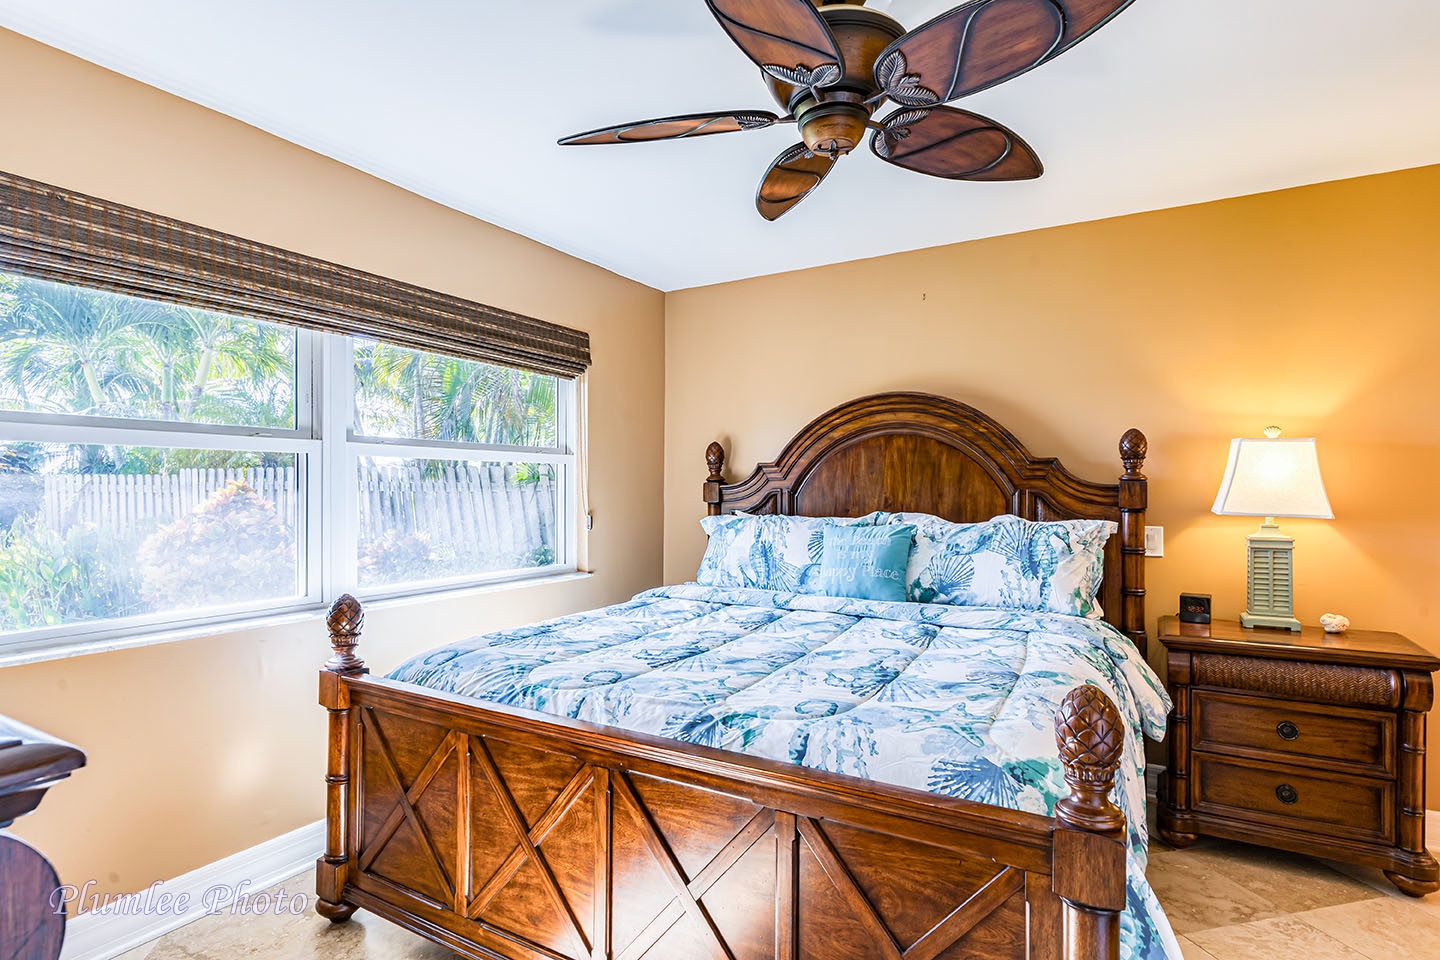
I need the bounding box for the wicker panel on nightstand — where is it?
[1158,616,1440,897]
[1191,653,1400,707]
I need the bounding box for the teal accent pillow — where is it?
[818,524,915,602]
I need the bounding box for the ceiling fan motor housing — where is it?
[767,4,905,157]
[796,96,871,157]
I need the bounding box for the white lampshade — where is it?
[1212,434,1333,520]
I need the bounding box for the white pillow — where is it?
[697,512,889,593]
[887,513,1114,618]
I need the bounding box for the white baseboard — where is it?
[59,820,323,960]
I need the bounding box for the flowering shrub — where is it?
[358,529,439,586]
[138,481,295,609]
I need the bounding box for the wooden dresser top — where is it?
[1158,616,1440,672]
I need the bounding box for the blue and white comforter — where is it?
[389,584,1181,960]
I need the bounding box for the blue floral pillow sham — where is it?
[697,512,888,593]
[887,512,1115,618]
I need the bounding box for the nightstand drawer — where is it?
[1191,753,1394,844]
[1192,691,1394,775]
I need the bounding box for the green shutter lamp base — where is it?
[1240,611,1303,631]
[1242,520,1302,632]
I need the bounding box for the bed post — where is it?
[316,594,367,923]
[1052,684,1127,960]
[704,441,726,517]
[1118,429,1149,659]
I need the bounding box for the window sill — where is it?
[0,570,594,670]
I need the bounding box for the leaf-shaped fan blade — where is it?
[559,110,781,146]
[874,0,1136,108]
[871,106,1042,181]
[706,0,844,90]
[756,142,837,221]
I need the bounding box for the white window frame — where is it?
[0,327,324,658]
[0,307,579,661]
[325,335,578,604]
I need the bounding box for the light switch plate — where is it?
[1144,526,1164,558]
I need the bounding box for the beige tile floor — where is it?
[113,824,1440,960]
[1150,838,1440,960]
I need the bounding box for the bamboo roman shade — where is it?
[0,170,590,378]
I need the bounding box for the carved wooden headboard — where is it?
[702,392,1150,656]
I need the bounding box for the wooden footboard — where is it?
[316,597,1130,960]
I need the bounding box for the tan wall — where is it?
[664,164,1440,803]
[0,28,665,897]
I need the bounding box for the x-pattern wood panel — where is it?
[469,735,594,959]
[611,771,774,960]
[357,709,456,900]
[798,817,1023,960]
[354,710,1032,960]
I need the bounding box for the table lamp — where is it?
[1211,427,1333,631]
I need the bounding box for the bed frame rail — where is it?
[316,598,1128,960]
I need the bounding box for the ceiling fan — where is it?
[560,0,1137,220]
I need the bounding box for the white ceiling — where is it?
[1,0,1438,291]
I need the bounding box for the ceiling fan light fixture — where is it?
[799,100,872,157]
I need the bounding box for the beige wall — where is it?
[0,28,665,897]
[664,164,1440,802]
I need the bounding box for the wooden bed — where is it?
[316,391,1152,960]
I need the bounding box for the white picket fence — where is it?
[357,462,555,564]
[43,467,298,536]
[41,463,555,562]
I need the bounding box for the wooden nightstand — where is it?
[1158,616,1440,896]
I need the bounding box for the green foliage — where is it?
[0,271,296,427]
[137,481,295,609]
[353,339,558,447]
[358,529,441,586]
[0,442,44,474]
[0,516,144,630]
[155,448,281,472]
[525,545,557,567]
[357,524,555,588]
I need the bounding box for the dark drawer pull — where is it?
[1276,721,1300,741]
[1276,783,1299,804]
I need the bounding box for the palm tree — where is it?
[0,270,297,428]
[360,338,430,438]
[0,274,150,415]
[3,272,553,456]
[441,360,557,447]
[180,309,294,424]
[135,305,294,425]
[356,340,558,447]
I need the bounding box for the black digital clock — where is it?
[1179,593,1212,624]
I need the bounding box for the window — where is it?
[341,339,575,593]
[0,270,577,655]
